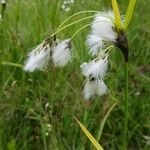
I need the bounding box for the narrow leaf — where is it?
[124,0,137,30]
[96,102,117,142]
[111,0,122,30]
[2,61,23,68]
[75,117,103,150]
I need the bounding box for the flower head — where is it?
[86,11,117,56]
[86,34,103,56]
[81,54,108,79]
[24,38,53,72]
[91,11,117,42]
[52,39,72,67]
[83,78,107,100]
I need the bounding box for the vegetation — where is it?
[0,0,149,149]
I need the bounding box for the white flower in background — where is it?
[61,0,74,12]
[0,0,6,4]
[86,34,103,56]
[81,54,108,79]
[52,39,72,67]
[63,0,74,4]
[61,5,71,12]
[24,39,52,72]
[83,79,107,100]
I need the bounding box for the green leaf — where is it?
[2,61,23,68]
[96,102,117,142]
[75,117,104,150]
[111,0,122,30]
[124,0,137,30]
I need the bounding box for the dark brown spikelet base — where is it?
[44,35,56,47]
[67,40,72,49]
[115,30,129,62]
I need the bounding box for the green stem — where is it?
[57,10,99,30]
[41,121,48,150]
[124,62,128,150]
[71,23,91,39]
[83,106,88,124]
[51,15,95,37]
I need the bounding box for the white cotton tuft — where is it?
[83,79,107,100]
[24,42,51,72]
[81,55,108,79]
[52,39,72,68]
[86,34,103,56]
[91,11,117,43]
[83,79,97,100]
[96,79,108,96]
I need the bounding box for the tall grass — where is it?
[0,0,150,149]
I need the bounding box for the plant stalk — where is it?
[124,62,128,150]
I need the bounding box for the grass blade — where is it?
[96,102,117,142]
[74,117,103,150]
[111,0,122,30]
[124,0,137,30]
[2,61,23,68]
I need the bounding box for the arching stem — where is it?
[57,10,99,30]
[51,15,95,37]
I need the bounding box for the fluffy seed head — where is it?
[24,39,52,72]
[86,34,103,56]
[81,55,109,79]
[91,11,117,43]
[83,79,107,100]
[96,79,107,96]
[52,39,72,68]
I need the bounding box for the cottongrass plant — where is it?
[52,39,72,67]
[24,37,72,71]
[24,0,137,149]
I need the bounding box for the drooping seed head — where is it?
[52,39,72,67]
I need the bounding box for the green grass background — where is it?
[0,0,150,149]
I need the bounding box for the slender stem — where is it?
[41,121,48,150]
[71,23,91,40]
[57,10,99,30]
[57,10,115,31]
[124,62,128,150]
[83,106,88,124]
[49,14,115,40]
[51,63,55,123]
[51,15,95,37]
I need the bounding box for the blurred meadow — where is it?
[0,0,150,149]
